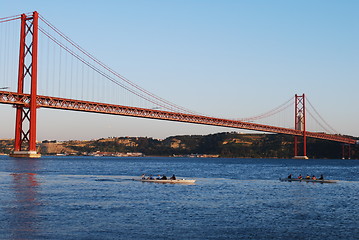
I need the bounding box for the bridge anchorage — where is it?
[1,11,356,159]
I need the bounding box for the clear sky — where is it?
[0,0,358,140]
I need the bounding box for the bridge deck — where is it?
[0,90,355,144]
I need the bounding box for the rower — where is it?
[298,174,303,179]
[312,175,317,180]
[288,174,292,179]
[319,174,324,180]
[170,174,176,180]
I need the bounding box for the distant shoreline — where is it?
[1,132,358,159]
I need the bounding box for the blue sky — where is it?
[0,0,358,140]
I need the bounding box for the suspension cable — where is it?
[0,14,21,24]
[237,97,293,122]
[306,109,334,134]
[38,14,201,115]
[38,26,188,112]
[306,97,338,134]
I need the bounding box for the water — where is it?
[0,156,358,239]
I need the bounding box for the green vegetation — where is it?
[44,133,359,159]
[1,133,358,159]
[0,139,13,154]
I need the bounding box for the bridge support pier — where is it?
[342,144,351,159]
[10,151,41,158]
[293,155,309,160]
[10,12,41,158]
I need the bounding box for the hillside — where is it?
[1,133,358,159]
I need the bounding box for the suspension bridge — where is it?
[0,12,356,158]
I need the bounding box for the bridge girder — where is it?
[0,90,355,145]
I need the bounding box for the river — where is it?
[0,156,358,239]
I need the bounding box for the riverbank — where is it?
[1,132,358,159]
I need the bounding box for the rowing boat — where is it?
[280,178,337,183]
[134,178,196,184]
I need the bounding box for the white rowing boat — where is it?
[134,178,196,184]
[280,178,337,183]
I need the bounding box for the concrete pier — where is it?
[10,151,41,158]
[293,156,309,159]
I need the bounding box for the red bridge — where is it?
[0,12,356,158]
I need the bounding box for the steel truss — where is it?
[0,90,355,145]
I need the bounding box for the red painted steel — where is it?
[13,12,39,152]
[14,14,26,151]
[2,11,356,157]
[294,94,298,156]
[303,94,307,155]
[294,94,307,156]
[0,90,355,145]
[29,11,39,151]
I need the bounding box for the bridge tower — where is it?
[293,94,308,159]
[10,12,41,158]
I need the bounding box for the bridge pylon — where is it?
[293,94,308,159]
[10,12,41,158]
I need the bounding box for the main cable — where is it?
[306,97,338,134]
[0,14,21,24]
[38,14,202,115]
[237,97,293,122]
[38,26,189,112]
